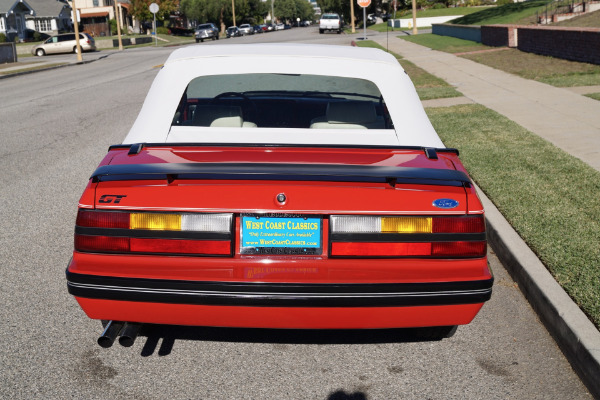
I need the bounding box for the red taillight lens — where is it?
[433,216,485,233]
[331,242,431,257]
[74,209,232,256]
[75,235,129,252]
[130,238,231,255]
[432,241,487,257]
[76,210,130,229]
[330,215,486,258]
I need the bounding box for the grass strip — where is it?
[356,40,462,100]
[585,93,600,101]
[403,34,600,87]
[427,104,600,329]
[461,48,600,87]
[401,34,489,53]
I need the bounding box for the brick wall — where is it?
[481,25,518,47]
[517,26,600,65]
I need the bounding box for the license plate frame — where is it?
[240,214,323,255]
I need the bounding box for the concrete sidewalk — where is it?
[369,34,600,398]
[372,35,600,172]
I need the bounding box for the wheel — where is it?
[195,38,200,43]
[200,39,204,42]
[216,35,219,40]
[319,29,324,34]
[337,29,342,34]
[35,48,45,57]
[73,46,79,54]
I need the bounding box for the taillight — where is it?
[74,210,233,256]
[330,215,486,258]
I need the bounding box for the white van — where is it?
[32,33,96,56]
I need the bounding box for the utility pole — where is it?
[232,0,236,26]
[411,0,417,35]
[114,1,123,51]
[350,0,355,33]
[71,0,82,62]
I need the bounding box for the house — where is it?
[0,0,35,41]
[25,0,72,36]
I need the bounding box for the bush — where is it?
[432,2,447,8]
[0,33,6,43]
[33,32,42,42]
[109,19,117,35]
[496,0,514,4]
[156,26,169,34]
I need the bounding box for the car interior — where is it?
[171,73,394,130]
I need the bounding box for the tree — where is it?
[130,0,179,23]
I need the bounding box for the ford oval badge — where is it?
[433,199,459,209]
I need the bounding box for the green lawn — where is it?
[451,0,553,25]
[400,34,489,53]
[427,104,600,329]
[402,34,600,87]
[355,40,462,100]
[585,93,600,101]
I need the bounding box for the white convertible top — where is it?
[124,44,444,148]
[164,43,400,65]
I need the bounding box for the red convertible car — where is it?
[66,44,492,347]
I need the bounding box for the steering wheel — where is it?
[210,92,258,122]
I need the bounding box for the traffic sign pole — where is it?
[357,0,371,40]
[149,3,159,47]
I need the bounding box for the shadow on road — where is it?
[135,324,454,357]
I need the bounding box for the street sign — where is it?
[357,0,371,7]
[149,3,159,46]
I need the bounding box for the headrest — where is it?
[326,101,377,124]
[193,105,243,127]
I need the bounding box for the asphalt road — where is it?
[0,27,592,399]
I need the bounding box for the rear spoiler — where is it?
[91,162,472,188]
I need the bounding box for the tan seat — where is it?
[310,101,385,129]
[187,105,256,127]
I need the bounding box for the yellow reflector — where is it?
[131,213,181,230]
[381,217,432,233]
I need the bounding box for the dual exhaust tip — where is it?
[97,321,142,348]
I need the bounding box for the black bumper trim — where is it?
[66,271,493,308]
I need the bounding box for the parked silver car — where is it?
[238,24,254,35]
[32,33,96,56]
[195,23,219,43]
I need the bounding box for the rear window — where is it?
[172,73,393,130]
[322,14,339,19]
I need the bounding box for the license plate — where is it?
[241,214,322,255]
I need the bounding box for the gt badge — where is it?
[99,194,127,204]
[433,198,459,209]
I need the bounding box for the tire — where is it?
[200,39,204,42]
[337,29,342,34]
[319,29,324,34]
[73,46,79,54]
[216,35,219,40]
[195,38,200,43]
[35,48,45,57]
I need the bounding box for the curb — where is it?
[478,185,600,399]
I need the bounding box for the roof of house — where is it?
[0,0,34,14]
[25,0,70,18]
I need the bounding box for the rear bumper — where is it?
[67,270,492,328]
